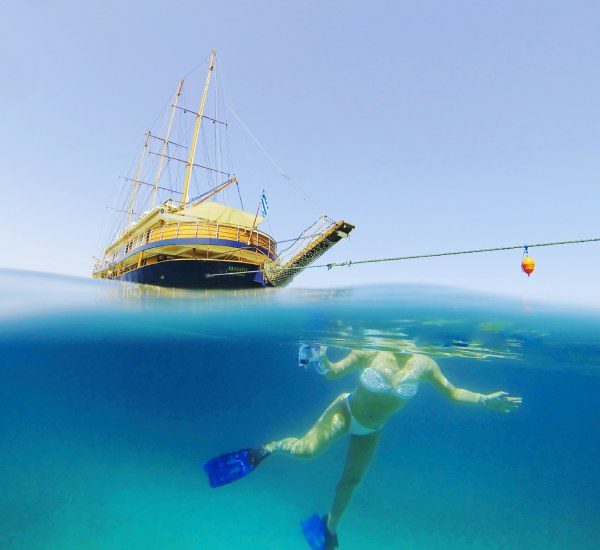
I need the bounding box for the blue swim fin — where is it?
[301,514,338,550]
[203,447,269,488]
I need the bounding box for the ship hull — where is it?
[115,259,270,289]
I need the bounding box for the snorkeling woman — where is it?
[204,345,521,549]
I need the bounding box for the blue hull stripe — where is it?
[116,237,275,266]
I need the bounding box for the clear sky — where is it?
[1,1,599,306]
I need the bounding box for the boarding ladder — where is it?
[262,220,355,286]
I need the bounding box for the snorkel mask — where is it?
[298,344,320,367]
[298,344,329,374]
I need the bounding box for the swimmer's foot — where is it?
[203,447,270,488]
[301,513,339,550]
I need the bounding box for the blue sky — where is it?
[1,1,599,306]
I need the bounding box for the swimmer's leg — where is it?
[203,393,350,488]
[264,393,350,459]
[327,431,381,534]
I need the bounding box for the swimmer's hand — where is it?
[483,391,522,413]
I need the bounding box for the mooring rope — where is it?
[204,237,600,278]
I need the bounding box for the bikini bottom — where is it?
[343,394,381,436]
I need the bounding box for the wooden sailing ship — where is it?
[92,50,354,289]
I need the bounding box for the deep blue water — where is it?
[1,269,599,549]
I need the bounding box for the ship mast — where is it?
[151,78,184,208]
[181,49,217,207]
[127,130,150,226]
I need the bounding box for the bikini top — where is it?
[359,366,421,399]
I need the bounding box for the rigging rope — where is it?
[205,237,600,278]
[215,64,244,211]
[182,54,211,79]
[227,105,316,208]
[277,216,333,257]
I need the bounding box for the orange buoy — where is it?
[521,247,535,276]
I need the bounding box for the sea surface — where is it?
[1,269,599,549]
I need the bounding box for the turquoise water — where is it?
[1,269,599,549]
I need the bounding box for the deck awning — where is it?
[182,201,264,229]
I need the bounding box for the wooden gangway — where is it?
[263,220,355,286]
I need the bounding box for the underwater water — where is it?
[1,269,599,549]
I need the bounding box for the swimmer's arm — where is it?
[321,350,377,381]
[426,359,521,412]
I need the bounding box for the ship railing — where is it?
[147,221,276,256]
[97,220,276,275]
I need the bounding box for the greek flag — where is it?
[260,190,269,217]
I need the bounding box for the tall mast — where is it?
[151,78,184,208]
[127,130,150,227]
[181,49,216,207]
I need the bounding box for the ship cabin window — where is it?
[125,241,133,254]
[145,229,151,243]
